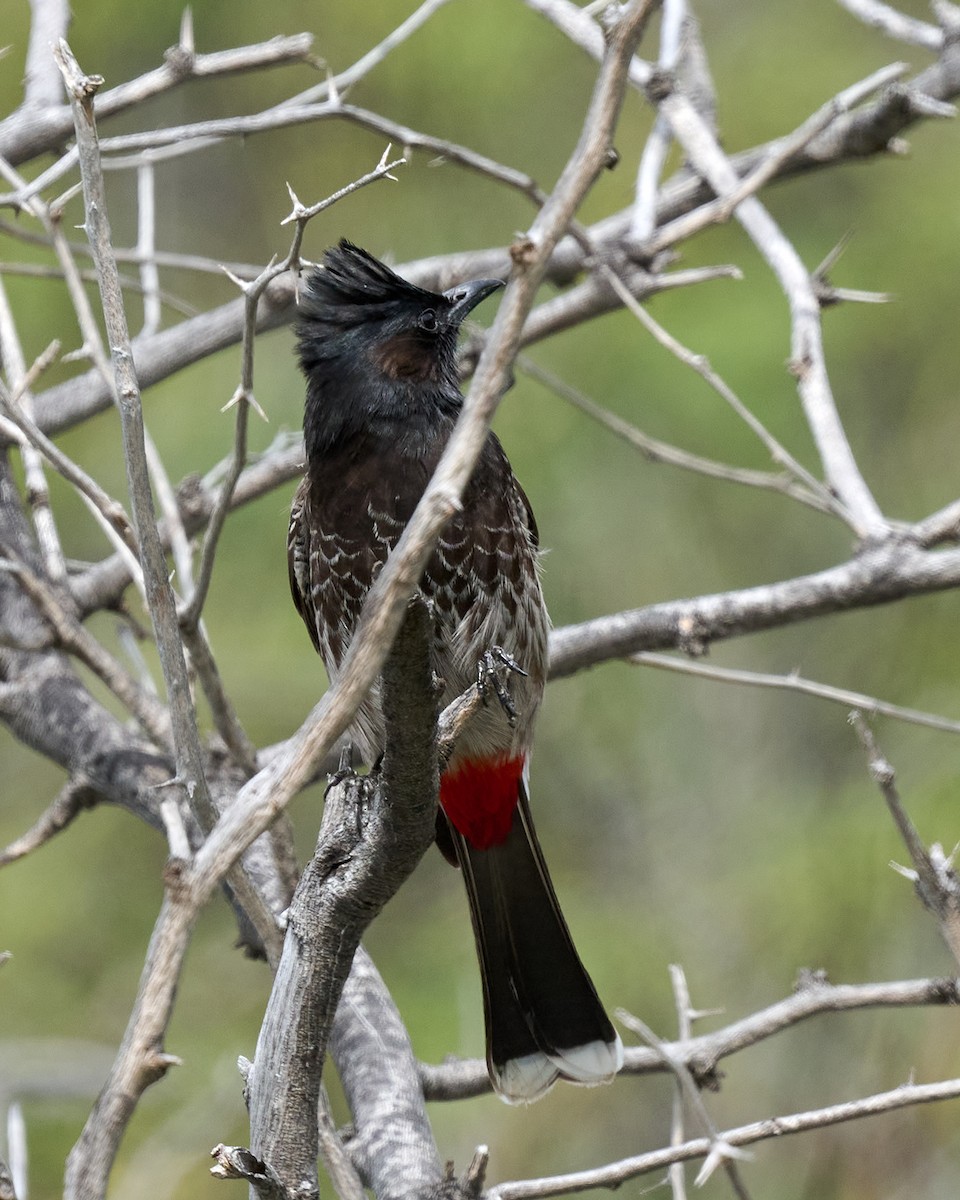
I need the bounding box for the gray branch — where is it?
[247,600,440,1200]
[549,536,960,678]
[330,948,445,1200]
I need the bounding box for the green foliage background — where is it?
[1,1,960,1196]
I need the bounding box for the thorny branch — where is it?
[851,715,960,969]
[3,2,960,1199]
[420,972,960,1099]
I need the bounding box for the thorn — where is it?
[814,230,854,278]
[221,387,268,421]
[694,1139,752,1186]
[904,89,956,119]
[179,8,195,56]
[221,264,249,292]
[281,181,307,226]
[379,144,403,182]
[689,1005,725,1021]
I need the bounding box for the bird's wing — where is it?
[287,477,322,655]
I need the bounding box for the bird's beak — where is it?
[443,277,504,323]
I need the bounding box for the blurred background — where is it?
[1,1,960,1196]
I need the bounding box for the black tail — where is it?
[450,781,622,1103]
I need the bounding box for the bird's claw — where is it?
[324,742,357,797]
[325,745,378,837]
[477,646,527,728]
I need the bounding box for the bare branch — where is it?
[422,973,960,1098]
[0,30,316,167]
[247,600,440,1198]
[630,0,687,243]
[837,0,943,49]
[0,554,172,746]
[23,0,71,109]
[0,277,66,583]
[519,357,834,513]
[488,1076,960,1199]
[548,537,960,679]
[278,0,454,106]
[631,652,960,736]
[329,948,445,1200]
[914,496,960,547]
[649,81,886,534]
[56,36,213,821]
[851,715,960,968]
[597,265,844,520]
[639,61,912,257]
[0,775,97,868]
[617,1007,754,1198]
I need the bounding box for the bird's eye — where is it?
[418,309,438,332]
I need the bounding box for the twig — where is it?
[639,61,910,257]
[55,37,213,819]
[275,0,454,109]
[850,714,960,968]
[913,496,960,547]
[180,148,404,634]
[3,1102,24,1200]
[630,0,686,244]
[651,84,886,536]
[0,256,197,317]
[0,554,172,746]
[420,973,960,1099]
[668,967,692,1200]
[0,276,66,582]
[617,1007,753,1197]
[519,356,833,512]
[0,775,98,868]
[136,159,162,336]
[630,651,960,736]
[0,29,316,169]
[837,0,943,49]
[0,215,255,282]
[581,271,845,521]
[317,1086,367,1200]
[488,1076,960,1199]
[5,103,546,212]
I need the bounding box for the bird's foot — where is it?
[326,745,380,837]
[477,646,528,728]
[324,742,358,797]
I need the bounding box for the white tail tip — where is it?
[494,1035,623,1105]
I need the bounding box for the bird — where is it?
[287,239,622,1103]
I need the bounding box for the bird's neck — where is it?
[303,367,460,463]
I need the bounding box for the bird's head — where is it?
[297,240,502,390]
[296,241,503,457]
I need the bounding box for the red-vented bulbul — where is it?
[288,240,622,1102]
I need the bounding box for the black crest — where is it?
[297,240,438,330]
